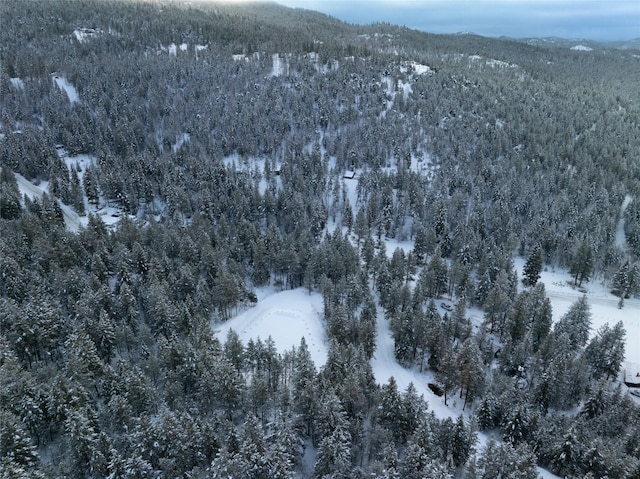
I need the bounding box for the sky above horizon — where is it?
[276,0,640,42]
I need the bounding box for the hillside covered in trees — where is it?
[1,1,640,477]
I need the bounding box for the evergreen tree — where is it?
[522,245,542,287]
[584,321,626,380]
[313,422,352,479]
[0,167,22,219]
[551,429,582,477]
[569,241,594,287]
[292,338,319,438]
[553,295,591,351]
[378,377,406,442]
[477,439,538,479]
[0,410,41,475]
[456,338,486,410]
[612,261,631,298]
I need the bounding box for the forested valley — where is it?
[1,1,640,477]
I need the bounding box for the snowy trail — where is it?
[15,172,86,232]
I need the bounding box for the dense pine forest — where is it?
[1,1,640,477]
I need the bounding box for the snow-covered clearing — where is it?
[162,43,187,56]
[52,75,79,104]
[213,288,328,366]
[398,79,412,102]
[486,58,515,68]
[400,61,433,76]
[513,257,640,367]
[195,44,207,59]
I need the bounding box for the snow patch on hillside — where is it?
[486,58,515,68]
[615,194,633,251]
[468,55,518,69]
[195,44,207,58]
[172,132,190,153]
[271,53,288,77]
[398,79,412,101]
[571,45,593,51]
[73,28,101,42]
[52,75,79,104]
[400,61,433,76]
[10,77,24,90]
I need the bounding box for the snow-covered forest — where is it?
[1,1,640,477]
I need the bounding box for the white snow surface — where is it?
[73,28,101,42]
[398,61,433,78]
[172,132,190,153]
[214,288,328,366]
[486,58,515,68]
[571,45,594,51]
[271,53,288,77]
[10,77,24,90]
[52,75,79,104]
[513,257,640,367]
[615,194,633,251]
[64,153,96,184]
[14,172,88,232]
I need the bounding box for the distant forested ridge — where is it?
[1,0,640,477]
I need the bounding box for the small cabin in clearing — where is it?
[624,364,640,388]
[344,170,356,180]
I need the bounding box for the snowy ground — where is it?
[213,288,328,366]
[52,74,79,104]
[14,150,126,232]
[215,281,560,476]
[15,172,88,232]
[513,257,640,367]
[210,234,635,479]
